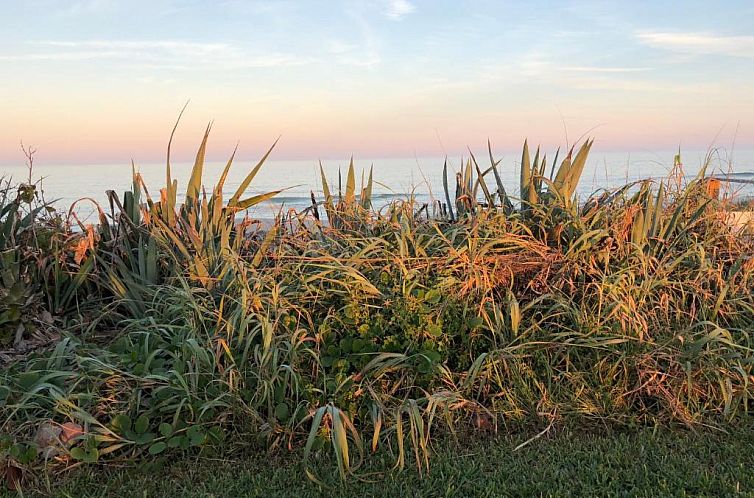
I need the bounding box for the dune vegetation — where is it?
[1,125,753,491]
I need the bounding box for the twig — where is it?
[513,417,555,452]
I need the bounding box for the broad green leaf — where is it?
[134,414,150,435]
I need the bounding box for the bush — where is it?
[1,131,753,486]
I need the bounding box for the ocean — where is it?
[2,148,753,221]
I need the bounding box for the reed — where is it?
[1,128,753,487]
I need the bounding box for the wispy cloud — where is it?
[561,66,652,73]
[422,54,694,95]
[559,75,715,93]
[40,40,229,50]
[384,0,416,20]
[0,40,313,68]
[337,8,383,68]
[326,38,380,68]
[0,51,122,62]
[61,0,116,15]
[637,31,754,58]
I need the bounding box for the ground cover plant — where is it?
[1,126,753,492]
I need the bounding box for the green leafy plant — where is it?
[1,130,753,490]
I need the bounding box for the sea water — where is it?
[1,149,752,222]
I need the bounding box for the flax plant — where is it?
[1,132,753,486]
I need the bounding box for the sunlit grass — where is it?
[1,126,753,490]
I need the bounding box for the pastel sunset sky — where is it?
[1,0,753,165]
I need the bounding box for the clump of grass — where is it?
[1,125,753,490]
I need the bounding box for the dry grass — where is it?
[1,130,753,488]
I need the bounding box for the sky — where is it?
[1,0,753,165]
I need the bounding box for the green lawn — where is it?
[7,426,754,497]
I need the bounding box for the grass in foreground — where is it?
[8,426,754,497]
[2,127,754,483]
